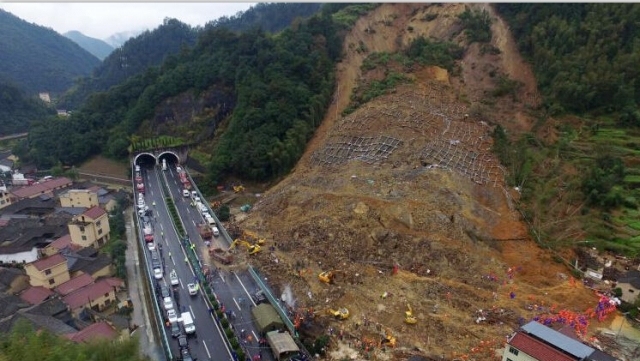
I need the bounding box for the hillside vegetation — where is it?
[0,9,100,96]
[494,4,640,256]
[0,82,55,135]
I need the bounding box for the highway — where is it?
[163,165,276,361]
[138,162,277,361]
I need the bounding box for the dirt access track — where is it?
[224,4,620,361]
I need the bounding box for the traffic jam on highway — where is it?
[134,160,309,361]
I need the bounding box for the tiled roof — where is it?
[11,177,72,199]
[30,253,66,271]
[102,277,124,289]
[20,286,54,305]
[81,205,106,220]
[55,274,94,296]
[62,279,113,309]
[49,234,72,250]
[618,270,640,288]
[509,332,578,361]
[66,321,116,343]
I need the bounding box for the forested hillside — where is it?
[496,4,640,119]
[0,9,100,96]
[16,5,344,177]
[58,18,200,110]
[58,3,324,111]
[494,4,640,255]
[0,82,56,135]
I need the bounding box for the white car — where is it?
[147,242,156,251]
[169,270,179,286]
[153,267,163,280]
[167,309,178,323]
[163,296,174,310]
[187,283,198,296]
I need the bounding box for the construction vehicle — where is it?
[209,247,234,265]
[404,304,417,324]
[318,270,343,284]
[233,185,245,193]
[242,230,266,245]
[327,307,349,320]
[198,223,213,240]
[229,239,261,255]
[380,329,397,348]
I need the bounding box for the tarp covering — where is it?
[266,330,300,360]
[251,303,284,333]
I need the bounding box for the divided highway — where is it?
[137,163,279,361]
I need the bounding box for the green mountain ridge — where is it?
[0,9,100,96]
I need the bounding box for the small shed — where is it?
[251,303,284,333]
[266,330,300,361]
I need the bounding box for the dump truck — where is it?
[209,247,233,265]
[198,223,213,240]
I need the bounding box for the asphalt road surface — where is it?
[138,163,277,361]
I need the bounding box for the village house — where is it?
[24,253,71,289]
[68,206,110,249]
[0,245,39,264]
[65,321,117,343]
[62,279,117,317]
[0,185,12,210]
[0,267,30,294]
[41,234,80,257]
[503,321,617,361]
[59,189,99,208]
[10,177,73,201]
[616,270,640,304]
[64,247,113,279]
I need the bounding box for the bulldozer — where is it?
[318,270,343,284]
[327,307,349,320]
[404,304,417,324]
[229,239,261,255]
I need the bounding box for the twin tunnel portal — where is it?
[132,146,188,169]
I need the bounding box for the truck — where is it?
[209,247,233,265]
[136,182,145,194]
[178,169,191,190]
[180,311,196,334]
[143,225,153,243]
[198,223,213,240]
[162,159,167,171]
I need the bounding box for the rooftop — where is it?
[81,206,106,220]
[62,279,114,309]
[509,332,577,361]
[521,321,594,359]
[55,273,94,296]
[66,321,117,343]
[29,253,67,272]
[20,286,54,305]
[618,270,640,288]
[48,234,72,251]
[11,177,72,199]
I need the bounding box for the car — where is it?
[147,242,156,251]
[167,309,178,323]
[169,270,179,286]
[176,166,182,172]
[153,267,163,280]
[177,334,188,349]
[170,321,182,338]
[163,296,174,311]
[180,348,194,361]
[187,283,198,296]
[183,189,190,197]
[253,289,267,305]
[160,284,170,298]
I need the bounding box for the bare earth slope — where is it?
[235,4,606,360]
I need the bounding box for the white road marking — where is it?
[236,273,258,307]
[203,341,211,358]
[233,298,241,311]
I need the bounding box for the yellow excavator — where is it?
[380,329,397,348]
[404,304,417,324]
[327,307,349,320]
[233,185,245,193]
[229,239,261,255]
[318,270,343,284]
[243,230,266,245]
